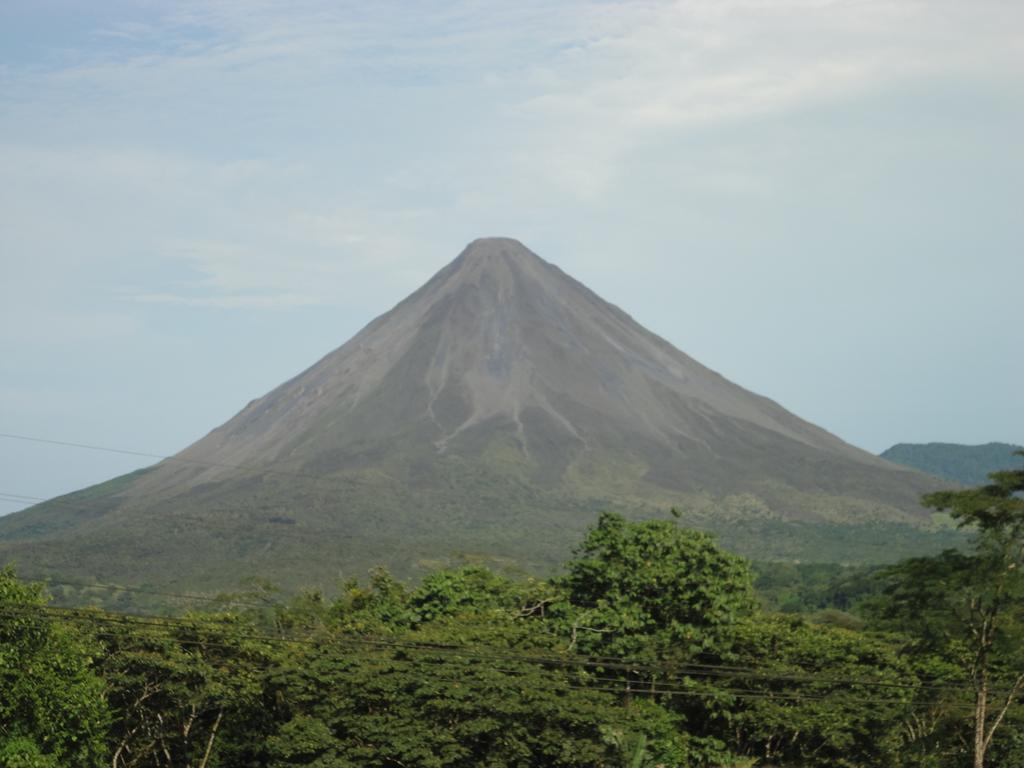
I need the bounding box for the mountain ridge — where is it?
[880,442,1024,486]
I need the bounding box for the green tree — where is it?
[723,615,914,767]
[264,596,695,766]
[0,568,109,767]
[407,565,533,625]
[100,612,270,768]
[558,512,755,658]
[871,452,1024,768]
[553,513,756,765]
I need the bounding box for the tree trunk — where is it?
[973,674,987,768]
[198,710,223,768]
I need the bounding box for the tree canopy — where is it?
[1,494,1022,767]
[0,567,109,767]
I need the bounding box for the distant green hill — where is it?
[880,442,1023,486]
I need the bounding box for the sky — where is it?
[1,0,1021,514]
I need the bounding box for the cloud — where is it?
[0,308,138,347]
[101,0,1010,208]
[120,206,432,311]
[3,0,1021,309]
[130,291,320,309]
[8,0,1020,207]
[490,0,1024,198]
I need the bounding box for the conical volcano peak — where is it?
[441,236,555,295]
[457,237,547,271]
[463,236,533,258]
[0,236,949,596]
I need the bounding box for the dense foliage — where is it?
[0,567,109,767]
[2,487,1022,766]
[868,451,1024,768]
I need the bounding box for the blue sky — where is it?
[1,0,1022,512]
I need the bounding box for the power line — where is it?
[0,566,977,698]
[25,577,274,609]
[0,600,998,705]
[0,612,989,718]
[0,564,971,696]
[0,432,1009,707]
[0,429,400,535]
[0,432,174,461]
[0,488,999,698]
[0,602,969,711]
[0,430,346,487]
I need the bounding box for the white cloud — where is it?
[0,308,138,346]
[130,291,319,309]
[9,0,1019,208]
[3,0,1020,298]
[491,0,1024,198]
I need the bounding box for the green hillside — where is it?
[880,442,1023,486]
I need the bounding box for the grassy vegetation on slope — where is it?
[0,456,966,611]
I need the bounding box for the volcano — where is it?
[0,238,953,593]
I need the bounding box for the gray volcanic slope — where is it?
[0,238,954,592]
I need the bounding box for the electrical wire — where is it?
[1,600,1005,709]
[0,495,1000,699]
[0,430,352,487]
[0,602,964,711]
[0,430,1013,711]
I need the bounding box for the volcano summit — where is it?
[0,238,952,592]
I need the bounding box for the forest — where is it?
[2,458,1021,768]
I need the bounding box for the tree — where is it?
[552,513,757,765]
[264,579,695,767]
[872,451,1024,768]
[0,568,109,767]
[100,612,270,768]
[723,615,914,767]
[558,512,755,659]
